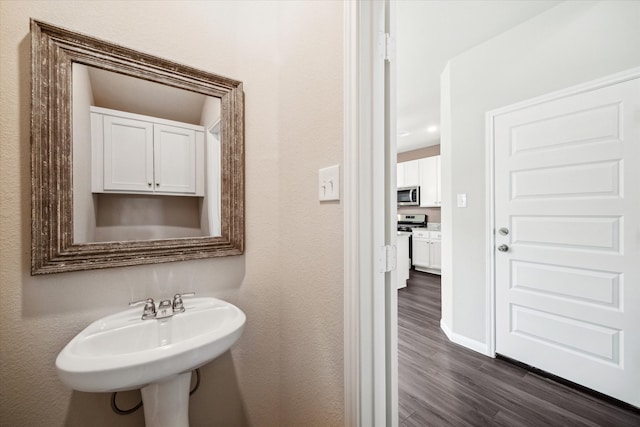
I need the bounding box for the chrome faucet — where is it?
[172,292,195,313]
[129,293,195,320]
[128,298,157,320]
[155,299,174,319]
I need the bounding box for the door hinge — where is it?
[378,245,397,273]
[380,32,395,62]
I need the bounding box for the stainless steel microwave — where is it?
[397,186,420,206]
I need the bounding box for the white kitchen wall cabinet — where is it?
[396,159,420,188]
[91,107,205,196]
[419,155,441,207]
[412,229,441,275]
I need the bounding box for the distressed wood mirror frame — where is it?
[31,19,244,275]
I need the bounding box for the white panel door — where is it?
[103,116,154,192]
[493,75,640,407]
[153,124,196,194]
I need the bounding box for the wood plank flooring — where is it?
[398,270,640,427]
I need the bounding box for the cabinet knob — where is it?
[148,182,152,187]
[156,183,160,186]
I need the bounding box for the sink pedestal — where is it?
[141,372,191,427]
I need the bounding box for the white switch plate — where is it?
[457,193,467,208]
[319,165,340,201]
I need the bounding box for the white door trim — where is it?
[343,1,359,424]
[343,1,393,425]
[485,66,640,357]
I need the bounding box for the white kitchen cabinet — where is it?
[396,162,404,187]
[412,229,441,275]
[397,232,411,289]
[91,107,204,196]
[153,124,197,194]
[102,115,154,193]
[419,155,441,207]
[429,231,442,270]
[397,159,420,188]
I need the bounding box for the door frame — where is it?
[344,0,397,425]
[485,66,640,357]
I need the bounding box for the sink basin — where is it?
[56,297,246,393]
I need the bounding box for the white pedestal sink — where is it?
[56,297,246,427]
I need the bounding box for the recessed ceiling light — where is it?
[398,130,411,137]
[427,125,439,133]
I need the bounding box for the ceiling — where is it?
[85,65,208,125]
[396,0,562,153]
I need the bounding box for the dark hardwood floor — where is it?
[398,270,640,427]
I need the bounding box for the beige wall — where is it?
[397,144,440,163]
[72,63,97,243]
[441,0,640,344]
[0,1,343,426]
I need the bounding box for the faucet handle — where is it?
[129,298,156,320]
[172,292,195,313]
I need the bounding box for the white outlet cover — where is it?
[319,165,340,202]
[457,193,467,208]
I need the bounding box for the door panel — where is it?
[511,160,621,199]
[511,215,621,252]
[430,239,442,270]
[103,116,154,192]
[153,124,196,194]
[511,261,620,307]
[510,305,620,362]
[494,75,640,407]
[412,237,430,267]
[419,155,441,206]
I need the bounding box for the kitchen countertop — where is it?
[426,223,441,231]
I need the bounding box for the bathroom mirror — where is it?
[31,19,244,274]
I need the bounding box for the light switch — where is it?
[457,193,467,208]
[319,165,340,202]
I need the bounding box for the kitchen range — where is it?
[397,214,441,283]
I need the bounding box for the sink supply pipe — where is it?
[111,368,201,415]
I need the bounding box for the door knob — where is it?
[497,244,509,252]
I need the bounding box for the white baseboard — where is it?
[440,319,493,357]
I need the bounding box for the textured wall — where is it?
[0,1,343,426]
[275,3,344,424]
[441,0,640,344]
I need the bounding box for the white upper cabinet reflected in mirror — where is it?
[72,63,222,243]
